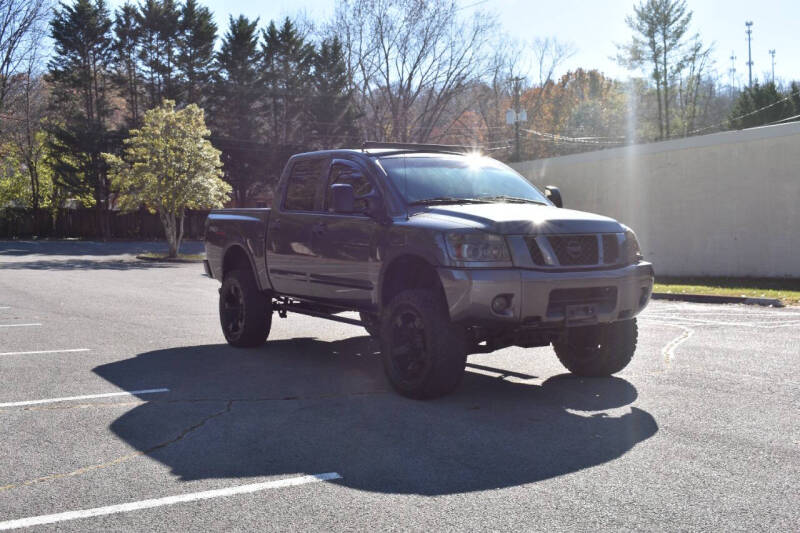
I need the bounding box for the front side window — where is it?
[379,154,548,205]
[284,158,326,211]
[325,164,373,212]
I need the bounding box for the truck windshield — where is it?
[378,153,549,205]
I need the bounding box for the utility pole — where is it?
[769,49,776,83]
[729,51,737,97]
[745,21,754,87]
[507,76,526,162]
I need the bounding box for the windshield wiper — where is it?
[409,197,492,206]
[479,195,547,205]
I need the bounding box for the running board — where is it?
[273,300,365,327]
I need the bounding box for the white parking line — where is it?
[643,315,800,329]
[0,306,10,310]
[0,473,342,531]
[0,323,41,328]
[0,348,91,357]
[0,388,169,408]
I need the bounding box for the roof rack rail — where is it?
[361,141,479,154]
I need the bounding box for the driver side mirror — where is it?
[545,186,563,208]
[331,183,355,213]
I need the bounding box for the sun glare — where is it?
[464,151,484,170]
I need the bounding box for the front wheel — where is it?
[380,289,467,399]
[219,269,272,347]
[359,312,381,338]
[553,319,638,376]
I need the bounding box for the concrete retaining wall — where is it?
[511,122,800,278]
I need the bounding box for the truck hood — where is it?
[412,203,623,235]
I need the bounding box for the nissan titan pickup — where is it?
[204,142,654,399]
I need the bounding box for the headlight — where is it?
[622,227,643,264]
[445,232,510,262]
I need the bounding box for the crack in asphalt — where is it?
[0,390,389,493]
[0,400,233,493]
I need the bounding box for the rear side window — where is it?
[284,158,326,211]
[326,164,373,212]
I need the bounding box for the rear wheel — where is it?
[553,319,637,376]
[219,268,272,347]
[380,289,466,399]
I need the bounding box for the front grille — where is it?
[547,287,618,316]
[525,237,546,265]
[525,234,623,268]
[602,234,619,264]
[548,235,598,265]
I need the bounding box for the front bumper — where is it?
[438,262,654,327]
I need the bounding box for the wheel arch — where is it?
[221,244,258,284]
[379,254,444,308]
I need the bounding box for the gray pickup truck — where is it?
[204,142,654,399]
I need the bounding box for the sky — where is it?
[106,0,799,86]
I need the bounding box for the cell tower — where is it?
[729,51,737,96]
[769,49,776,83]
[745,21,754,87]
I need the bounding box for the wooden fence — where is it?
[0,208,210,240]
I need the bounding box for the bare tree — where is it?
[332,0,496,143]
[677,35,713,135]
[0,0,49,128]
[8,50,49,213]
[471,39,523,156]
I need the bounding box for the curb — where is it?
[651,292,784,308]
[135,254,204,264]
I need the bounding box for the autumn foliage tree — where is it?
[104,100,230,257]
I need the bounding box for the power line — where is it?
[687,87,800,135]
[521,128,625,146]
[456,0,490,11]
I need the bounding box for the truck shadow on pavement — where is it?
[93,337,658,496]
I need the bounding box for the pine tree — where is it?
[212,15,265,206]
[136,0,180,108]
[261,18,314,146]
[617,0,700,140]
[309,36,360,148]
[729,82,794,129]
[48,0,116,237]
[177,0,217,106]
[113,2,142,128]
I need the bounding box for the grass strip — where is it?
[654,277,800,306]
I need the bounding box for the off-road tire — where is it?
[219,268,272,347]
[553,319,637,376]
[359,312,381,338]
[380,289,467,399]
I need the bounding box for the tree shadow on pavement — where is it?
[93,337,657,496]
[0,259,180,270]
[0,240,204,257]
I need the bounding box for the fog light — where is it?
[491,295,512,314]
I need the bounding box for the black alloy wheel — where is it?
[388,305,432,388]
[221,281,246,339]
[218,269,271,347]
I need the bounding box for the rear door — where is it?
[308,159,384,307]
[265,157,328,297]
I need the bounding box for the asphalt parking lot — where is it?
[0,240,798,531]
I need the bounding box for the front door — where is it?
[308,160,384,308]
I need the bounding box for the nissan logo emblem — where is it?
[566,240,583,258]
